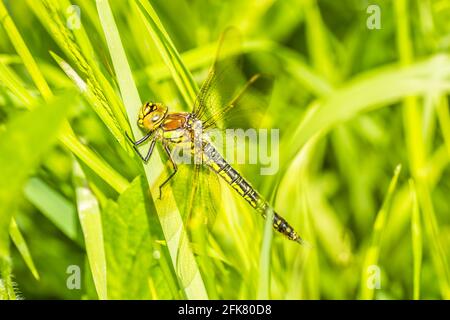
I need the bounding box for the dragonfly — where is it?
[127,30,303,245]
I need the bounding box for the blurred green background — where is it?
[0,0,450,300]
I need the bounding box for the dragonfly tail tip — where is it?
[295,237,312,248]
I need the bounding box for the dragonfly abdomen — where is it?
[202,142,303,244]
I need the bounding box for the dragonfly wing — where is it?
[192,28,243,124]
[205,73,274,130]
[172,160,223,289]
[192,28,274,130]
[192,164,222,232]
[169,158,221,236]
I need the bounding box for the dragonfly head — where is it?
[138,102,168,131]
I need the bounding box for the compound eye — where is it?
[152,114,160,122]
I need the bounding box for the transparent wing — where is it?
[154,142,221,286]
[169,147,222,236]
[192,28,274,130]
[192,28,243,124]
[168,148,223,286]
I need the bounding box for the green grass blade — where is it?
[257,208,274,300]
[278,139,320,299]
[24,178,81,244]
[395,0,425,174]
[359,164,402,300]
[96,0,207,299]
[135,0,198,107]
[96,0,141,117]
[275,45,333,96]
[57,127,130,194]
[303,0,337,81]
[409,179,422,300]
[436,96,450,157]
[298,188,320,299]
[49,52,88,93]
[102,177,153,299]
[73,160,107,300]
[0,61,34,106]
[416,181,450,298]
[9,218,40,280]
[0,256,15,300]
[0,54,21,64]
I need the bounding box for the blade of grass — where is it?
[257,208,274,300]
[436,96,450,157]
[298,187,319,299]
[50,52,88,93]
[280,138,319,299]
[414,176,450,297]
[9,219,40,280]
[0,54,21,64]
[73,160,107,300]
[0,61,34,106]
[359,164,402,300]
[303,0,337,82]
[24,177,80,244]
[96,0,207,299]
[102,177,154,299]
[409,179,422,300]
[57,127,129,193]
[275,45,333,96]
[135,0,198,107]
[395,0,425,174]
[0,256,15,300]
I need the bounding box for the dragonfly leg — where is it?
[126,131,157,162]
[132,137,156,163]
[126,131,152,146]
[159,143,178,200]
[143,139,157,163]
